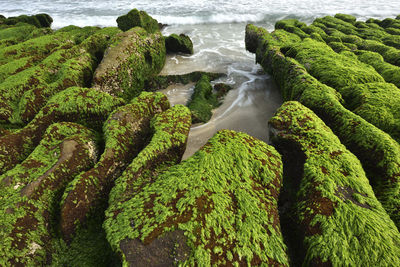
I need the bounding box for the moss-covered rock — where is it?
[334,13,356,24]
[145,71,224,91]
[257,26,400,144]
[356,50,400,88]
[275,19,310,39]
[104,104,192,264]
[187,75,219,123]
[0,24,52,48]
[0,122,97,266]
[269,101,400,266]
[1,13,53,28]
[1,26,121,124]
[105,129,288,266]
[214,83,233,99]
[116,9,160,33]
[92,27,165,101]
[0,26,121,123]
[165,33,194,54]
[0,87,124,175]
[246,23,400,229]
[60,92,170,240]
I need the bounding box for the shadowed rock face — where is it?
[120,229,190,266]
[105,129,289,266]
[165,33,194,54]
[269,101,400,266]
[92,27,166,101]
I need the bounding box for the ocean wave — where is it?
[154,13,267,25]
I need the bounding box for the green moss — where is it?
[284,38,384,89]
[51,210,120,267]
[357,50,400,88]
[92,27,165,101]
[0,26,120,123]
[59,92,169,239]
[246,22,400,229]
[0,87,124,175]
[165,33,194,54]
[105,129,288,266]
[187,75,220,123]
[314,16,358,35]
[104,104,191,263]
[145,71,225,91]
[0,23,51,48]
[116,9,159,33]
[334,13,356,24]
[340,82,400,142]
[2,13,53,28]
[0,122,97,266]
[358,39,400,66]
[274,19,309,39]
[269,101,400,266]
[306,15,400,64]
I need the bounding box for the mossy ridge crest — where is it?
[0,26,121,124]
[145,71,225,92]
[104,104,191,265]
[60,92,170,240]
[187,75,221,123]
[116,9,160,33]
[245,23,400,228]
[270,101,400,266]
[0,122,97,266]
[0,87,124,175]
[92,27,166,101]
[0,23,51,49]
[105,129,288,266]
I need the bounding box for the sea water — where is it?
[1,1,399,157]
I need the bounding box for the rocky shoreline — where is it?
[0,9,399,266]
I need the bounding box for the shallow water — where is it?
[161,23,282,158]
[2,1,399,157]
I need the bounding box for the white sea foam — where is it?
[1,0,399,28]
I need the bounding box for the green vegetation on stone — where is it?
[270,101,400,266]
[105,129,288,266]
[165,33,194,54]
[116,9,160,33]
[246,22,400,229]
[92,27,165,101]
[0,122,97,266]
[60,92,170,240]
[1,13,53,28]
[187,75,219,123]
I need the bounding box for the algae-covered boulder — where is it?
[270,101,400,266]
[0,87,124,175]
[145,71,224,91]
[116,9,159,33]
[0,122,97,266]
[165,33,194,54]
[60,92,170,240]
[0,26,121,123]
[105,130,288,266]
[92,27,165,101]
[1,13,53,28]
[246,22,400,229]
[187,75,219,123]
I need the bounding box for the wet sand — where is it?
[160,23,282,159]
